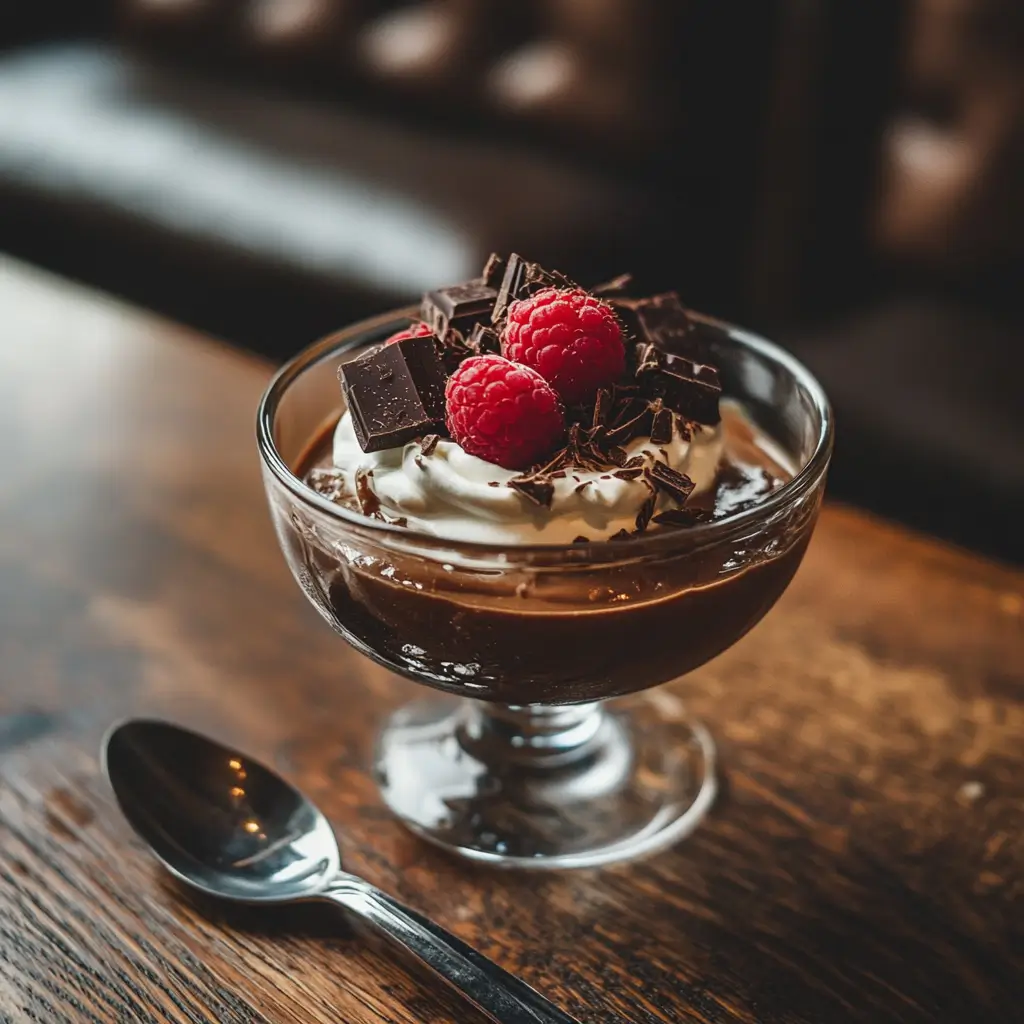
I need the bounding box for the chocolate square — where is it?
[422,279,497,338]
[339,335,447,453]
[637,345,721,425]
[635,292,711,364]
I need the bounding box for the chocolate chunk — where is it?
[613,467,644,481]
[482,252,506,289]
[353,468,380,517]
[606,445,629,467]
[492,253,577,323]
[650,406,674,446]
[420,434,440,456]
[634,292,711,363]
[623,455,646,469]
[422,279,497,338]
[646,462,696,504]
[635,490,657,532]
[467,322,502,356]
[307,467,347,503]
[509,475,555,508]
[636,344,721,425]
[492,253,529,324]
[340,335,447,453]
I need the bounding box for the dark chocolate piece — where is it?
[592,388,611,428]
[468,322,502,356]
[612,468,644,481]
[650,406,674,446]
[422,279,497,338]
[634,292,711,363]
[623,455,646,469]
[606,445,629,467]
[482,252,506,289]
[636,344,721,425]
[634,490,657,532]
[420,434,440,456]
[492,253,577,324]
[610,528,633,541]
[573,535,591,544]
[492,253,529,324]
[509,475,555,508]
[353,468,380,517]
[340,335,447,453]
[646,462,695,504]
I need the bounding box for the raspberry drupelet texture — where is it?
[502,288,625,404]
[445,355,565,471]
[384,321,434,344]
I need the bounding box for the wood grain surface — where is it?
[0,255,1021,1024]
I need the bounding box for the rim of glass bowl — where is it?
[256,305,834,564]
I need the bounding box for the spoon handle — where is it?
[322,877,581,1024]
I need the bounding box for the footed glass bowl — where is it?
[257,308,832,868]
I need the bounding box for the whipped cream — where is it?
[331,408,727,545]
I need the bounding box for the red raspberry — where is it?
[502,288,625,404]
[384,321,434,344]
[445,355,565,471]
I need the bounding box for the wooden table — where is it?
[0,256,1021,1024]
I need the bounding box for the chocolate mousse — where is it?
[276,255,820,703]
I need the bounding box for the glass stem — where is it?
[458,701,607,768]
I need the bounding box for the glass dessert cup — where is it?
[257,308,833,869]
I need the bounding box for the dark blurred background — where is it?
[1,0,1021,560]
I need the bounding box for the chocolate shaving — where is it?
[509,475,555,508]
[487,480,501,487]
[307,467,347,502]
[419,434,440,456]
[650,407,674,446]
[646,462,696,504]
[606,405,654,445]
[354,468,380,517]
[467,322,501,356]
[592,388,611,428]
[591,272,633,296]
[613,468,645,481]
[623,455,646,469]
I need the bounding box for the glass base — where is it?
[373,694,716,869]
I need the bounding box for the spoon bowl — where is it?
[103,719,340,903]
[102,719,579,1024]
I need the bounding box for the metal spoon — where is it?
[102,719,580,1024]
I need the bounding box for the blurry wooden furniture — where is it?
[0,257,1021,1023]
